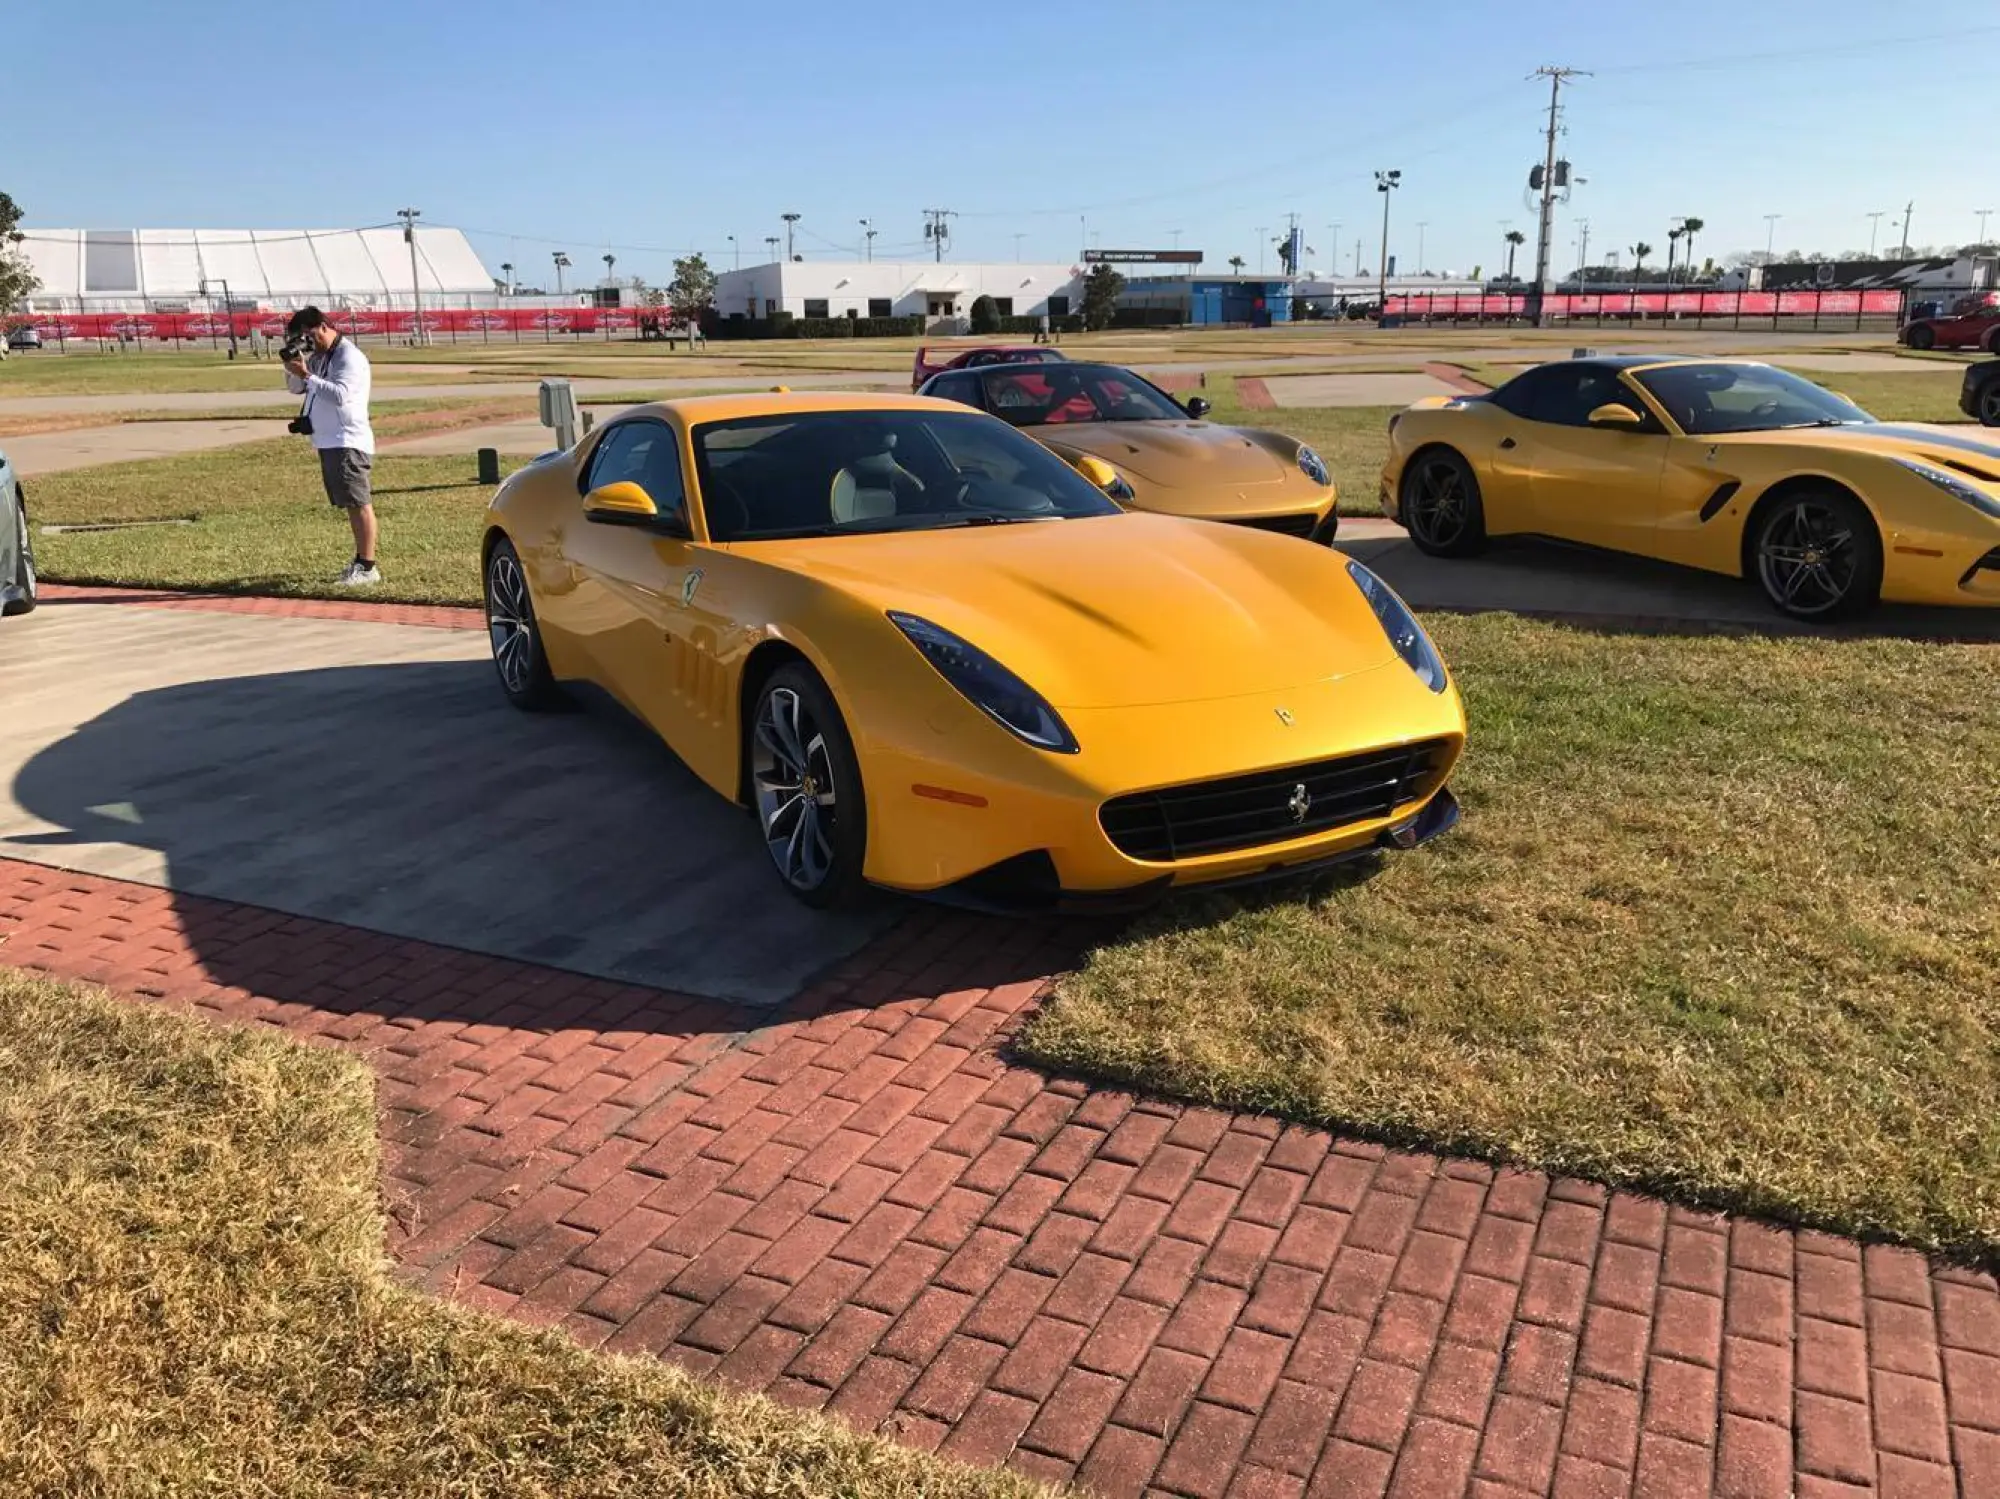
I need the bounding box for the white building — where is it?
[17,226,495,312]
[714,259,1084,326]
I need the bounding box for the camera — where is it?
[287,414,314,436]
[279,333,312,363]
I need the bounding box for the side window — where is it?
[927,372,982,409]
[1489,368,1553,418]
[1528,367,1643,428]
[581,422,687,524]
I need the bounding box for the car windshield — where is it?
[1633,363,1874,435]
[690,409,1123,542]
[978,364,1188,426]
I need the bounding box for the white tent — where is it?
[17,226,494,311]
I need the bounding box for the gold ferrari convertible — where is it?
[1382,356,2000,619]
[919,360,1340,543]
[483,392,1462,908]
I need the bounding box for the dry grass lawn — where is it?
[0,971,1053,1499]
[1021,616,2000,1262]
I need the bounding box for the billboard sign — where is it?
[1082,249,1203,264]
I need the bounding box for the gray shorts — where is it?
[318,447,373,509]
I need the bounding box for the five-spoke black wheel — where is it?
[1980,380,2000,429]
[484,537,560,709]
[750,665,867,908]
[1399,448,1488,558]
[1752,490,1881,622]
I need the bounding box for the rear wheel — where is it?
[1980,379,2000,428]
[750,665,868,909]
[1752,489,1881,622]
[1904,324,1936,351]
[1399,448,1488,557]
[483,537,561,709]
[2,489,35,617]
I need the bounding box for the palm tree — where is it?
[1680,217,1706,282]
[1630,242,1652,276]
[499,261,514,295]
[1503,229,1526,282]
[1227,255,1246,272]
[1665,226,1686,284]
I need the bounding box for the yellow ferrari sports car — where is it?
[1381,356,2000,619]
[918,360,1341,544]
[482,392,1462,909]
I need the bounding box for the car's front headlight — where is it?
[888,613,1079,752]
[1895,458,2000,519]
[1347,560,1447,693]
[1298,446,1331,486]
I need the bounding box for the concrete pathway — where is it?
[0,602,889,1004]
[4,417,291,473]
[2,589,1995,1499]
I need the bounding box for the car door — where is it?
[1462,369,1549,524]
[1521,364,1668,554]
[549,419,708,760]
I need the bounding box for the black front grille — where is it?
[1100,739,1452,863]
[1228,512,1317,539]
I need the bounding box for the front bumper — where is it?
[928,784,1461,915]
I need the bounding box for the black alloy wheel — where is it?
[1752,490,1882,622]
[1979,379,2000,428]
[749,664,867,908]
[1399,448,1488,558]
[483,537,560,708]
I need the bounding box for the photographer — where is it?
[282,307,379,586]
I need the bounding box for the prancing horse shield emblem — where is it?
[1275,706,1295,726]
[682,569,704,606]
[1287,783,1312,823]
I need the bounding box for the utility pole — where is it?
[1900,201,1915,257]
[397,207,427,346]
[780,212,800,261]
[1764,214,1780,263]
[1867,212,1885,257]
[1416,220,1428,275]
[1527,65,1586,326]
[1328,222,1342,277]
[923,208,956,263]
[1374,171,1400,312]
[859,219,876,261]
[1977,208,1995,246]
[1575,219,1590,280]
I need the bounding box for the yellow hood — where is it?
[744,514,1402,710]
[1722,422,2000,477]
[1036,421,1294,491]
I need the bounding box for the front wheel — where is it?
[484,537,561,709]
[1904,324,1936,351]
[750,665,868,909]
[2,490,35,617]
[1979,380,2000,428]
[1752,490,1881,622]
[1398,448,1488,557]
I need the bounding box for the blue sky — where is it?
[11,0,1996,285]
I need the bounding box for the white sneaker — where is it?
[335,561,382,587]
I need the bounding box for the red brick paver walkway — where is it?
[3,857,1995,1498]
[37,582,483,631]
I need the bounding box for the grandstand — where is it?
[17,226,495,312]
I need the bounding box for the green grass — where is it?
[31,439,506,604]
[1020,616,2000,1261]
[0,972,1053,1498]
[0,350,519,398]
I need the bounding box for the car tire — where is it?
[1751,488,1882,622]
[1398,447,1489,558]
[2,489,35,617]
[1980,380,2000,428]
[749,664,868,909]
[483,536,562,709]
[1904,324,1936,351]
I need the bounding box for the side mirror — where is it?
[583,480,661,524]
[1073,454,1127,497]
[1184,395,1212,419]
[1587,403,1645,431]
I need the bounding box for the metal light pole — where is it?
[1900,201,1915,257]
[1976,208,1994,246]
[1867,212,1885,257]
[1576,219,1590,280]
[1255,226,1268,274]
[727,235,738,270]
[859,219,876,261]
[1764,214,1780,263]
[552,251,569,295]
[1011,233,1025,262]
[1416,221,1428,275]
[764,235,779,263]
[397,207,427,345]
[1374,171,1400,312]
[781,212,800,261]
[500,262,513,295]
[1328,222,1341,277]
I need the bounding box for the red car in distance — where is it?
[1900,291,2000,352]
[911,344,1065,392]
